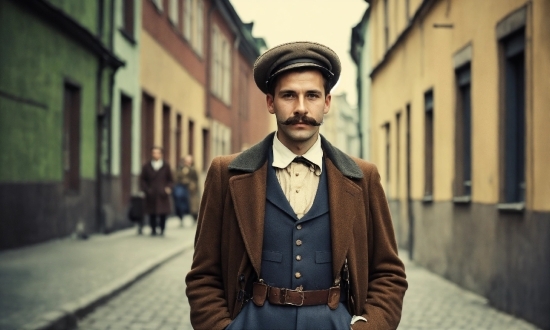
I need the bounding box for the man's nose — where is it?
[294,95,307,115]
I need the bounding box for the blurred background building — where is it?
[352,0,550,328]
[0,0,272,250]
[320,92,361,158]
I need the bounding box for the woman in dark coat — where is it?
[173,155,200,224]
[139,146,173,235]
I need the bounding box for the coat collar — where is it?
[228,132,363,179]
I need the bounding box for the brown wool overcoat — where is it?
[139,162,173,215]
[185,133,407,330]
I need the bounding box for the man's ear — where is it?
[324,93,332,115]
[266,94,275,114]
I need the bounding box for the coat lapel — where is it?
[229,164,267,276]
[326,158,364,279]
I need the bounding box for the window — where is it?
[202,128,210,171]
[383,0,389,50]
[455,65,472,199]
[183,0,192,40]
[151,0,163,11]
[384,122,391,194]
[141,92,155,164]
[176,114,182,164]
[188,120,195,156]
[181,0,203,55]
[162,104,171,163]
[501,30,526,204]
[195,0,204,55]
[122,0,135,38]
[396,112,401,196]
[63,82,81,192]
[211,25,231,104]
[424,90,434,200]
[120,94,133,204]
[169,0,178,25]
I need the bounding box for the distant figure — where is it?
[174,155,200,224]
[139,146,173,236]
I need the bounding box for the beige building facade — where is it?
[140,30,209,171]
[367,0,550,328]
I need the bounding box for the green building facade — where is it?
[0,0,124,249]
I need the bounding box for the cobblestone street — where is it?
[78,250,194,330]
[77,249,540,330]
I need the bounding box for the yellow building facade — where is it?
[140,30,209,172]
[367,0,550,327]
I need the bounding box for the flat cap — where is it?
[253,41,341,94]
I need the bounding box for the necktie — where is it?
[292,157,321,176]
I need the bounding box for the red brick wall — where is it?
[142,0,207,86]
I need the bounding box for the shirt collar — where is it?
[151,159,163,170]
[272,132,323,173]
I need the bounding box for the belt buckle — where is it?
[281,287,304,307]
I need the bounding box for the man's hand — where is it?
[165,187,172,194]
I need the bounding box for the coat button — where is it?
[296,255,302,261]
[296,224,302,230]
[296,239,302,246]
[295,272,302,279]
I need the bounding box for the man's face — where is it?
[151,148,163,161]
[266,69,331,148]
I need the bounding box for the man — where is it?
[173,155,200,224]
[186,42,407,329]
[139,146,173,236]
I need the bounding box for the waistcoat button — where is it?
[296,224,302,230]
[296,239,302,246]
[296,255,302,261]
[295,272,302,279]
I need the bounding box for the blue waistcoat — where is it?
[226,153,351,330]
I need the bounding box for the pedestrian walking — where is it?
[173,155,200,225]
[185,42,407,330]
[139,146,173,236]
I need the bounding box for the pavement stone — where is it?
[0,216,196,330]
[77,250,194,330]
[77,249,541,330]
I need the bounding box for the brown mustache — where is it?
[279,115,322,126]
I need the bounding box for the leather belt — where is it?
[251,282,340,310]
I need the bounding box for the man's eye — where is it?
[282,93,294,98]
[307,93,320,98]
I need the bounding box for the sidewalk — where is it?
[0,217,196,330]
[399,250,540,330]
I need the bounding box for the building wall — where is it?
[0,0,111,248]
[112,0,142,178]
[321,93,360,158]
[140,30,208,171]
[368,0,550,327]
[103,0,144,227]
[360,14,371,161]
[247,70,276,146]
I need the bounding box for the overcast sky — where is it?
[229,0,369,107]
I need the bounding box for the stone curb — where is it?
[21,241,195,330]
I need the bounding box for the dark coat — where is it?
[185,133,407,330]
[139,161,174,215]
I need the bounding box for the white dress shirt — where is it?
[151,159,163,171]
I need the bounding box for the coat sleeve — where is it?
[139,165,149,194]
[166,165,174,187]
[185,157,232,330]
[354,165,408,330]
